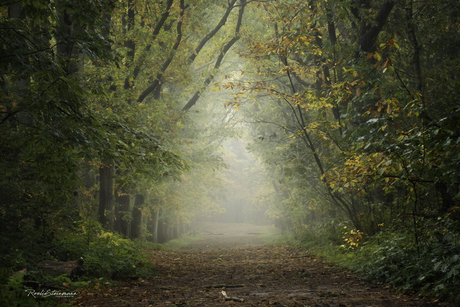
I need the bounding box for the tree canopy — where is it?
[1,0,460,303]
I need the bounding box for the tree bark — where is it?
[56,0,80,75]
[130,194,144,239]
[148,208,160,242]
[358,1,395,53]
[187,0,238,64]
[114,181,131,236]
[98,161,114,229]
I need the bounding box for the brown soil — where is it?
[72,222,453,306]
[180,222,274,250]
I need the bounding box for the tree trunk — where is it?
[38,258,85,281]
[175,218,181,238]
[158,220,167,243]
[148,208,160,242]
[115,182,131,236]
[130,194,144,239]
[167,224,173,240]
[98,161,114,229]
[436,182,455,213]
[56,0,81,75]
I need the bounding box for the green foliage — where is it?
[0,271,73,307]
[294,218,351,249]
[164,233,206,251]
[0,0,188,268]
[294,217,460,304]
[1,224,162,306]
[3,0,460,304]
[54,229,157,280]
[227,3,460,288]
[0,272,42,307]
[357,230,460,303]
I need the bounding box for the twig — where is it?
[221,290,244,302]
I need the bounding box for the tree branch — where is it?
[188,0,238,64]
[181,0,246,111]
[359,1,395,52]
[132,0,174,81]
[136,0,184,103]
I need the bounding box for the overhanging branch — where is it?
[181,0,246,111]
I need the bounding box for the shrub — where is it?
[356,230,460,304]
[294,217,460,304]
[54,229,157,280]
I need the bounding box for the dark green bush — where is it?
[0,271,72,307]
[357,230,460,304]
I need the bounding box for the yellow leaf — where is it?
[387,103,391,114]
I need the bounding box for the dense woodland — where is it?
[1,0,460,305]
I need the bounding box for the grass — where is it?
[163,232,206,250]
[260,227,284,245]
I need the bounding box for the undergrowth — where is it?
[291,217,460,304]
[53,228,158,280]
[0,226,163,306]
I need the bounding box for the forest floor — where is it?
[71,222,453,307]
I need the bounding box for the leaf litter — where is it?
[72,223,453,306]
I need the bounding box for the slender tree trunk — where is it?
[98,161,114,229]
[167,224,173,241]
[115,192,130,236]
[175,217,181,238]
[149,208,160,242]
[436,182,455,213]
[157,219,168,243]
[131,194,144,239]
[114,179,130,236]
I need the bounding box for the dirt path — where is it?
[72,222,453,306]
[179,222,275,250]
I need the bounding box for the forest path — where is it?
[73,222,452,306]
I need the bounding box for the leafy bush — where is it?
[294,218,351,249]
[0,225,158,306]
[54,229,157,280]
[294,217,460,304]
[357,230,460,304]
